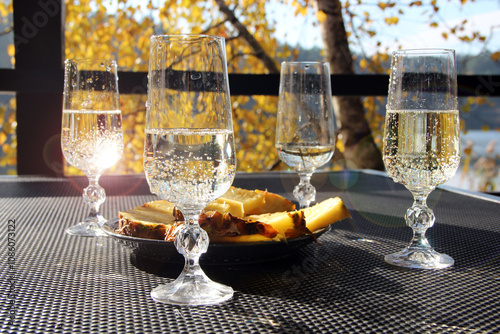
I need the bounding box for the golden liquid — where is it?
[277,143,334,172]
[383,110,460,189]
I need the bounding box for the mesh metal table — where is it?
[1,171,499,333]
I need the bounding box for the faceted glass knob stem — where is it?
[293,173,316,209]
[151,214,233,305]
[83,181,106,213]
[385,193,454,269]
[66,177,107,237]
[174,223,209,258]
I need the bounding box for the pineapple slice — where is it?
[244,210,305,240]
[220,187,266,215]
[118,209,175,240]
[247,189,295,215]
[205,197,244,217]
[140,200,175,214]
[211,197,350,243]
[117,188,350,243]
[132,187,281,218]
[303,197,351,232]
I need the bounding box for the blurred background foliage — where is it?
[0,0,499,191]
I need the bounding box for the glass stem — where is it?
[299,172,312,184]
[174,210,209,280]
[406,189,435,251]
[83,175,105,221]
[294,172,316,209]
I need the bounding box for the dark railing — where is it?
[2,1,499,175]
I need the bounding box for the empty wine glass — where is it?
[276,61,336,208]
[383,49,460,269]
[61,59,124,237]
[144,35,236,305]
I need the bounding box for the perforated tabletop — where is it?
[1,171,499,333]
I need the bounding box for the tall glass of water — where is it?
[383,49,460,269]
[61,59,124,237]
[276,61,336,208]
[145,35,236,305]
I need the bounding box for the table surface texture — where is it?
[1,171,499,334]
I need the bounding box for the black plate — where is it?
[102,219,330,265]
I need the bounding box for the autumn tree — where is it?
[1,0,498,179]
[60,0,500,175]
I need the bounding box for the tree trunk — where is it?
[314,0,384,170]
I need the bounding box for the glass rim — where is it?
[64,58,117,65]
[150,34,225,42]
[392,48,455,56]
[281,61,329,65]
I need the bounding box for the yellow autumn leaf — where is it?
[316,10,327,23]
[491,52,500,62]
[0,132,6,145]
[7,44,15,57]
[359,59,367,70]
[336,138,345,153]
[0,4,8,16]
[384,17,399,25]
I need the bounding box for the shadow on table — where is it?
[129,237,403,298]
[126,216,500,332]
[128,241,412,332]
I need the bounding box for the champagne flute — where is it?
[276,61,336,208]
[61,59,124,237]
[144,35,236,305]
[383,49,460,269]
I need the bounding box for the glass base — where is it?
[385,247,454,269]
[151,273,234,306]
[66,215,107,237]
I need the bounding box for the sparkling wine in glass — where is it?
[276,61,336,208]
[145,35,236,305]
[61,59,124,237]
[383,49,460,269]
